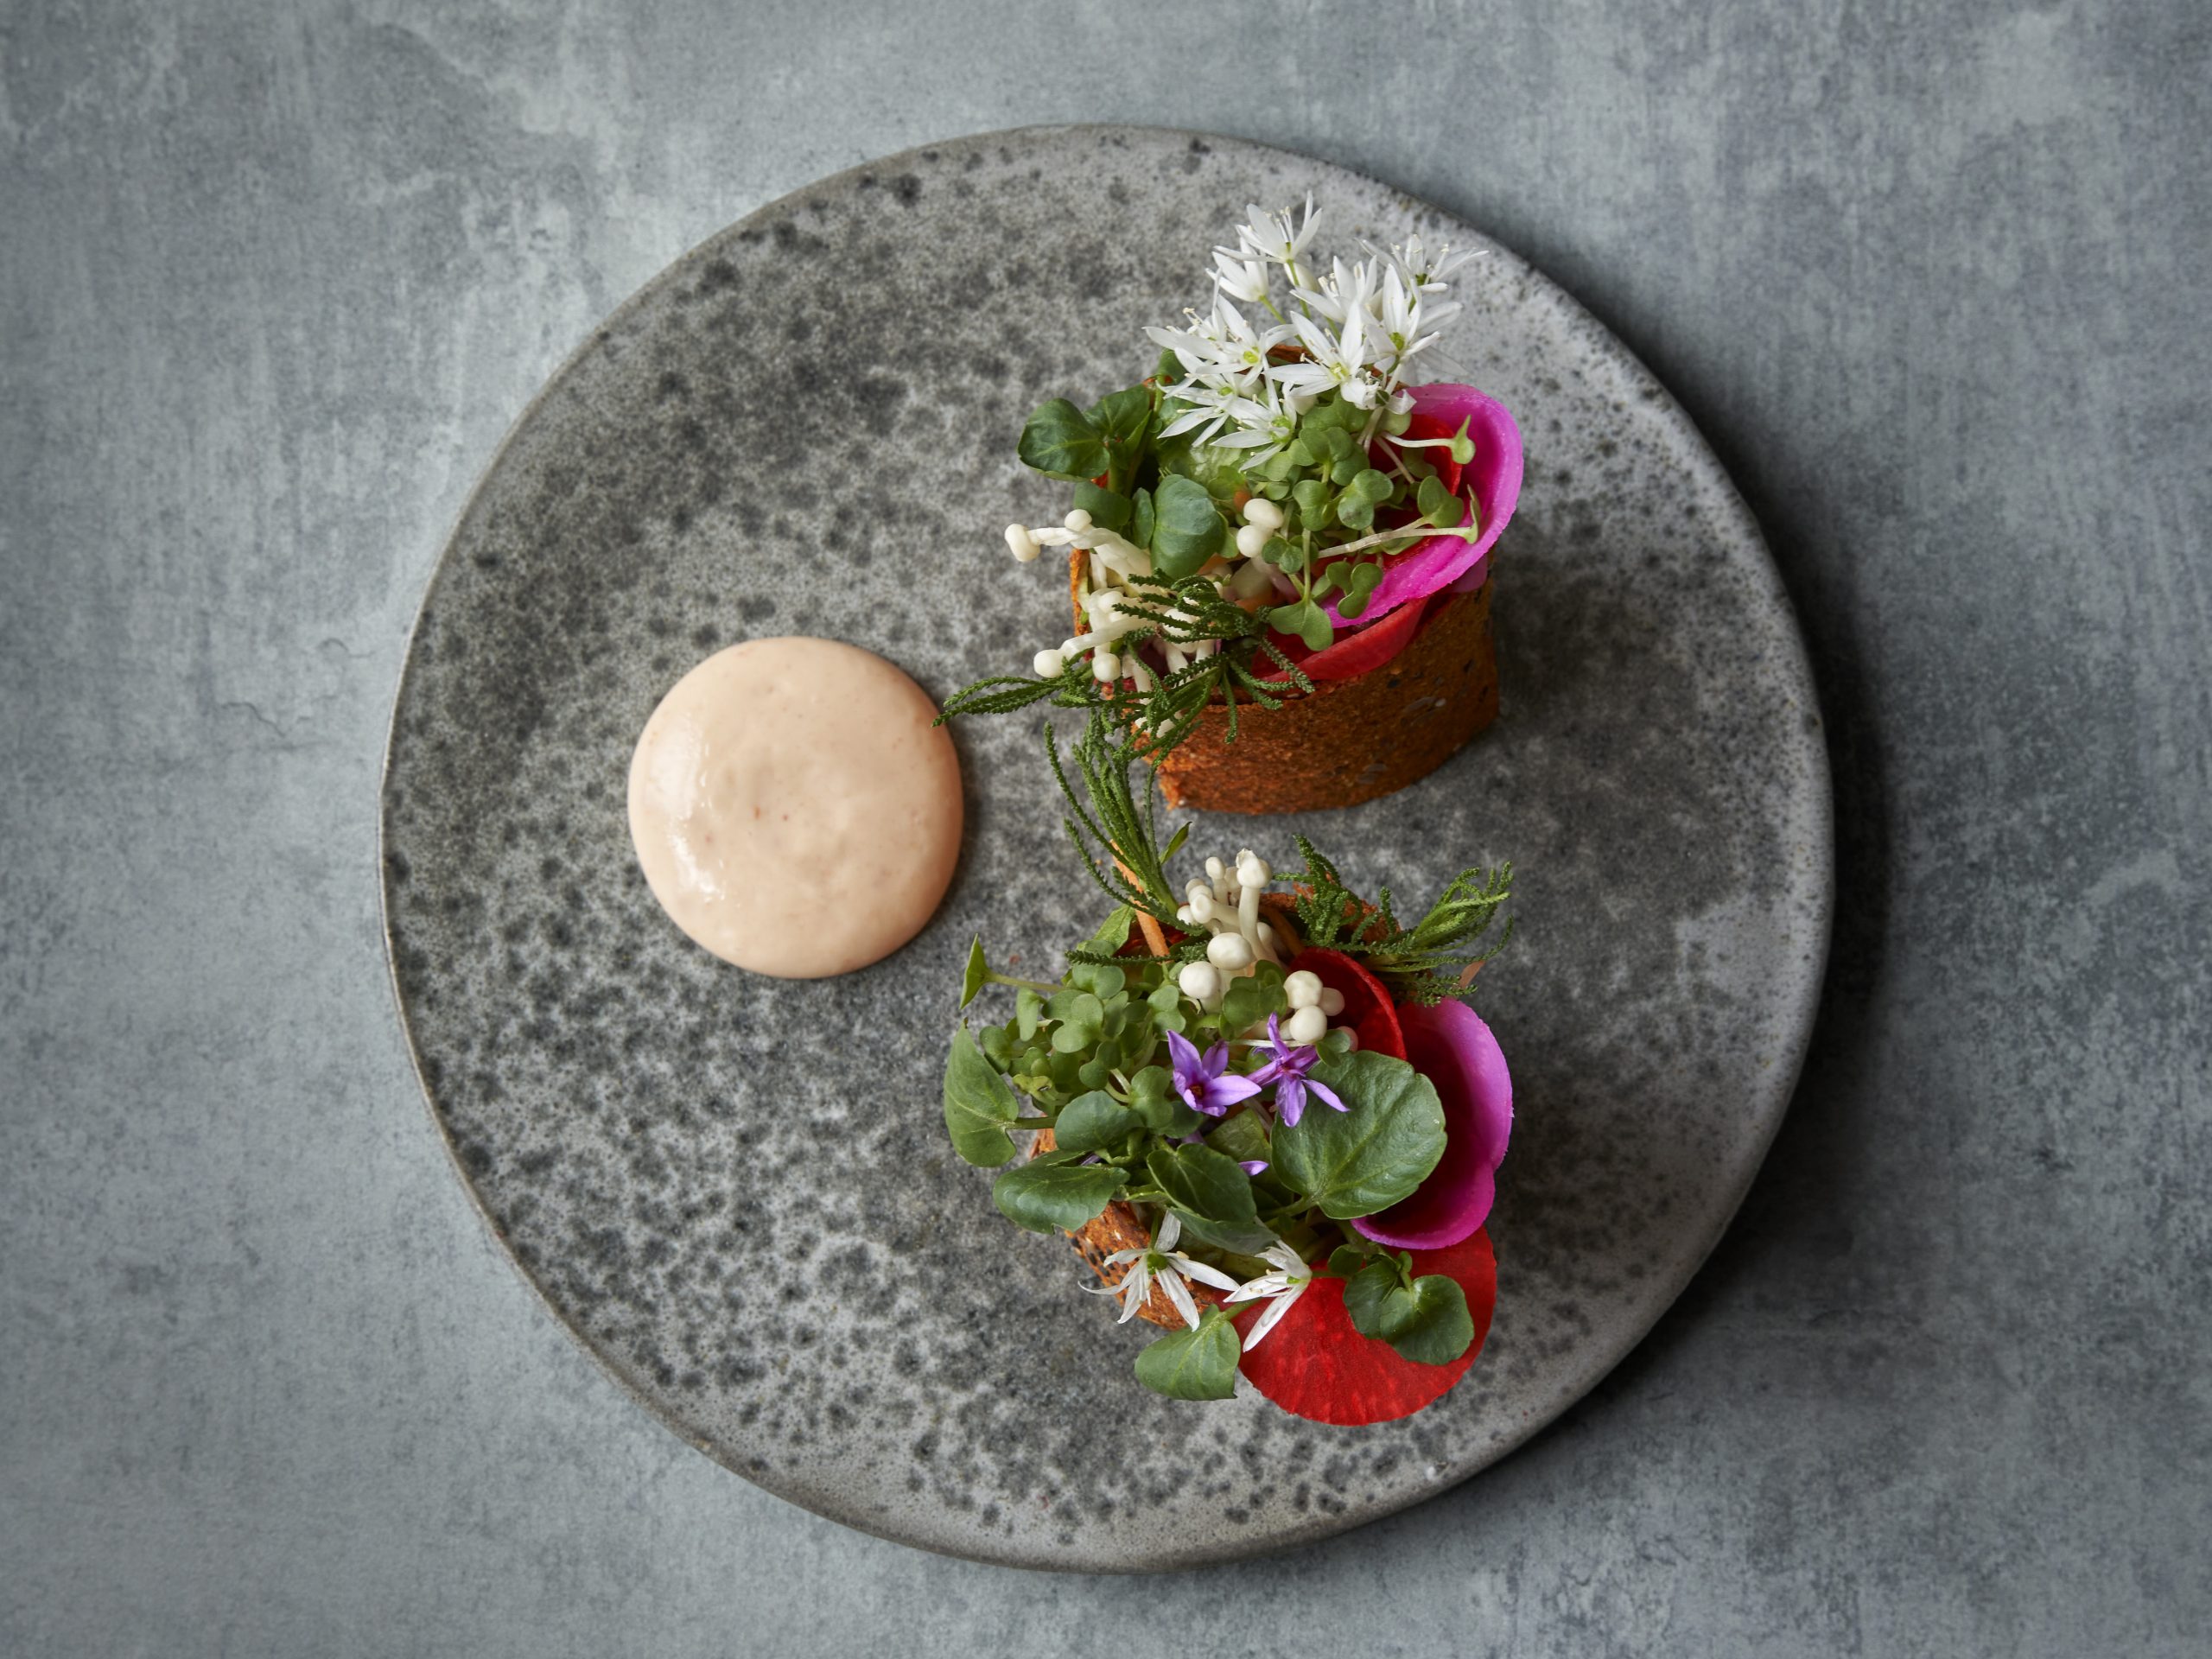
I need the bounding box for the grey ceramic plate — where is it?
[381,125,1831,1570]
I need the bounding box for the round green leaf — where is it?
[1133,1309,1240,1400]
[1270,1051,1446,1218]
[1054,1090,1143,1154]
[991,1152,1127,1234]
[1149,474,1227,580]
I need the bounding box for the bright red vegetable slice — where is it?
[1255,594,1429,684]
[1234,1230,1497,1425]
[1287,948,1406,1061]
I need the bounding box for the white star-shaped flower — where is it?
[1083,1211,1242,1329]
[1229,194,1321,275]
[1224,1241,1315,1351]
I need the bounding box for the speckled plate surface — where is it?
[380,125,1831,1571]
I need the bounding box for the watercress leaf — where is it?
[1133,1309,1241,1400]
[959,938,990,1007]
[1330,449,1366,486]
[1351,467,1394,501]
[1292,478,1332,518]
[1172,1210,1280,1255]
[1344,1266,1475,1364]
[1336,587,1371,620]
[1087,385,1154,450]
[1071,480,1132,533]
[1130,1065,1203,1136]
[1311,564,1342,596]
[1391,1275,1477,1364]
[980,1024,1014,1069]
[1155,347,1185,383]
[1150,474,1227,581]
[1270,1050,1447,1218]
[1335,492,1376,532]
[1077,1055,1115,1090]
[1205,1109,1272,1167]
[991,1153,1127,1234]
[1318,1026,1353,1061]
[1016,988,1045,1041]
[1342,1259,1414,1334]
[942,1025,1020,1166]
[1147,1142,1258,1226]
[1326,1243,1371,1279]
[1016,397,1107,480]
[1055,1090,1144,1154]
[1130,486,1156,550]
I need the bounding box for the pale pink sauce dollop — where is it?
[626,638,963,977]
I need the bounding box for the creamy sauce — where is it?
[626,638,963,977]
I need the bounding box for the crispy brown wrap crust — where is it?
[1070,551,1498,815]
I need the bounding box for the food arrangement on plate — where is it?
[944,709,1515,1421]
[929,201,1527,1421]
[939,194,1523,814]
[624,195,1525,1424]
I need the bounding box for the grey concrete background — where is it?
[3,1,2204,1653]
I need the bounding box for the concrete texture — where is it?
[2,0,2204,1650]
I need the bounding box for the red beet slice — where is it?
[1353,999,1513,1251]
[1234,1230,1497,1425]
[1255,594,1429,684]
[1287,948,1406,1061]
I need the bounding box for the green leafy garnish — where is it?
[1342,1251,1476,1365]
[1270,1051,1446,1218]
[942,1025,1023,1168]
[1134,1308,1242,1400]
[991,1151,1128,1234]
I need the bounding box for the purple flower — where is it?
[1249,1014,1346,1128]
[1166,1028,1262,1118]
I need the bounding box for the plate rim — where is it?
[378,121,1835,1570]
